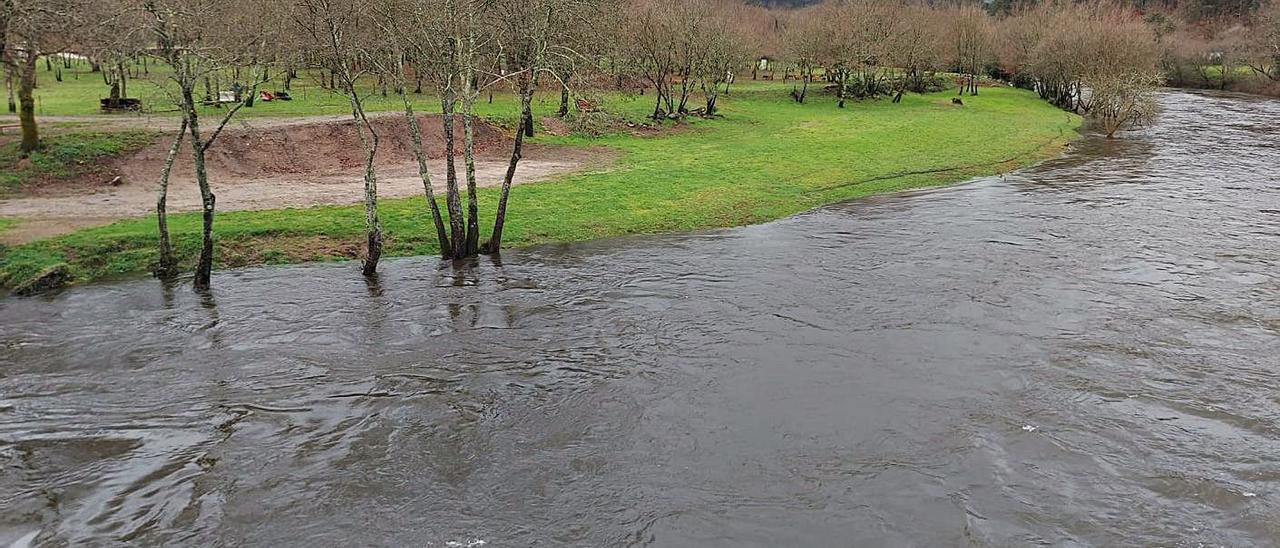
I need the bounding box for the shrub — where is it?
[566,110,616,138]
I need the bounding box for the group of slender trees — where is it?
[117,0,605,289]
[998,4,1166,136]
[1157,0,1280,93]
[777,1,1165,135]
[3,0,1276,289]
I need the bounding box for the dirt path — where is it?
[0,114,613,244]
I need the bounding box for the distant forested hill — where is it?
[747,0,1261,20]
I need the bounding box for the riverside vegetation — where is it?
[4,0,1188,292]
[0,83,1079,290]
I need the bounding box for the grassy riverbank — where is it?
[0,84,1079,290]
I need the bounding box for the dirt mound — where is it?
[121,114,511,182]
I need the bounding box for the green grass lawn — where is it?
[8,59,640,122]
[0,80,1080,290]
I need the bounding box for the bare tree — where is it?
[485,0,551,253]
[696,10,746,116]
[144,0,267,288]
[294,0,384,275]
[998,3,1162,137]
[946,4,995,97]
[1245,2,1279,80]
[373,0,452,258]
[2,0,82,154]
[782,4,824,103]
[826,0,898,107]
[889,4,943,103]
[484,0,605,253]
[154,117,187,277]
[1078,8,1163,138]
[625,0,679,119]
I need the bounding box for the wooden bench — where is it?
[0,124,19,135]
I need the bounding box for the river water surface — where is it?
[2,91,1279,546]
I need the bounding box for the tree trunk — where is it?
[522,103,534,138]
[461,70,480,256]
[837,70,846,109]
[117,63,128,98]
[182,86,216,290]
[485,90,531,255]
[6,67,15,113]
[652,85,663,119]
[401,95,451,258]
[17,52,38,154]
[704,80,719,116]
[440,90,466,258]
[558,82,570,117]
[155,118,188,278]
[350,102,382,276]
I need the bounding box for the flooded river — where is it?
[2,90,1278,546]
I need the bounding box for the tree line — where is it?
[1,0,1270,290]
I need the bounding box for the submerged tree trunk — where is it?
[400,94,451,259]
[182,86,216,290]
[485,89,532,255]
[350,102,382,276]
[155,118,189,279]
[440,89,466,258]
[461,66,480,256]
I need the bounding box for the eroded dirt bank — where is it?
[0,113,611,244]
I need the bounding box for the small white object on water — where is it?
[1022,425,1038,432]
[445,540,487,548]
[1243,492,1258,498]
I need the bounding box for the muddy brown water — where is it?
[2,90,1279,546]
